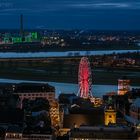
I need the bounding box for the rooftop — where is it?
[23,126,52,135]
[76,125,133,132]
[125,115,140,125]
[63,112,104,128]
[0,83,55,94]
[132,98,140,108]
[6,125,23,133]
[69,125,137,139]
[13,83,55,93]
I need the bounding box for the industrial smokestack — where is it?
[20,14,23,37]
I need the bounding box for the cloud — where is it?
[0,0,140,16]
[93,3,129,8]
[69,1,140,10]
[0,2,13,9]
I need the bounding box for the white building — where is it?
[12,83,55,109]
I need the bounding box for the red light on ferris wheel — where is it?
[78,57,92,98]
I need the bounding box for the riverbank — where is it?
[0,68,139,86]
[0,50,139,58]
[0,43,139,53]
[0,51,139,86]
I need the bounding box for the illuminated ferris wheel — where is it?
[78,57,92,98]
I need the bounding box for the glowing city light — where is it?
[78,57,92,98]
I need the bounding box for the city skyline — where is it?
[0,0,140,30]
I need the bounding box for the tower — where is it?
[104,106,116,126]
[118,76,130,95]
[20,14,24,37]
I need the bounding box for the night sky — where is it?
[0,0,140,30]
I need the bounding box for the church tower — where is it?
[104,106,116,126]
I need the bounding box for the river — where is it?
[0,78,139,98]
[0,50,139,58]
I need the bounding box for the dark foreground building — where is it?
[69,125,137,140]
[63,107,104,128]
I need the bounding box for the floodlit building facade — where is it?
[118,77,130,95]
[104,106,116,126]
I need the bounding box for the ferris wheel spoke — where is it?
[78,57,92,98]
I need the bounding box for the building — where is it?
[0,109,24,125]
[130,98,140,121]
[23,133,54,140]
[13,83,55,109]
[5,125,23,140]
[16,91,55,105]
[0,127,5,139]
[4,125,54,140]
[58,106,104,137]
[63,107,104,128]
[31,32,38,40]
[69,125,137,140]
[58,93,77,105]
[49,100,61,128]
[23,127,55,140]
[0,92,19,109]
[136,124,140,140]
[118,77,130,95]
[12,36,22,43]
[104,106,116,126]
[0,126,55,140]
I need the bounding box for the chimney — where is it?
[20,14,23,37]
